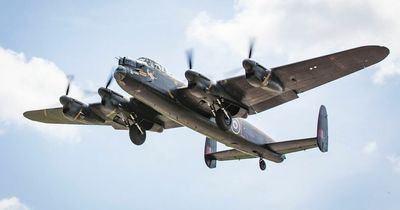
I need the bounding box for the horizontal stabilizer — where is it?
[263,105,329,154]
[205,149,255,161]
[265,137,317,154]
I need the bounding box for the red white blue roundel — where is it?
[231,119,241,134]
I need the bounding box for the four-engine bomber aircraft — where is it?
[24,45,389,170]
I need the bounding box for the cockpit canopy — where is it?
[137,57,167,72]
[118,57,167,73]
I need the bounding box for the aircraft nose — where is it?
[114,66,127,81]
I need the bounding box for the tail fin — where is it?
[204,137,217,168]
[317,105,328,152]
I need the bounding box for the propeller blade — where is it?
[105,74,113,88]
[186,49,193,69]
[65,75,74,95]
[66,83,70,95]
[248,38,255,59]
[105,67,116,88]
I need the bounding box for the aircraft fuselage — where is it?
[114,65,285,163]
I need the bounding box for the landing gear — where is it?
[123,113,146,145]
[216,109,232,131]
[214,98,232,131]
[259,158,266,171]
[129,125,146,145]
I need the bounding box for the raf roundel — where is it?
[231,119,241,134]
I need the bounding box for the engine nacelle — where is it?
[243,59,283,93]
[98,87,128,111]
[59,96,104,123]
[185,70,213,98]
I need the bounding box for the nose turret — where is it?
[114,66,127,81]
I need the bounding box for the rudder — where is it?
[204,137,217,168]
[317,105,328,152]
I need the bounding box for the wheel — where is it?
[259,159,266,171]
[216,109,232,131]
[129,125,146,145]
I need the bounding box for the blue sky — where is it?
[1,0,400,209]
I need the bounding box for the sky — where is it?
[0,0,399,209]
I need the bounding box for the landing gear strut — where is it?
[259,158,266,171]
[215,99,232,131]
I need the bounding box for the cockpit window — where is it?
[137,57,167,72]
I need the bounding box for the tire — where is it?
[129,126,146,145]
[259,159,266,171]
[216,109,232,131]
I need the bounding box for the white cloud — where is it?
[0,197,29,210]
[387,154,400,174]
[0,46,85,142]
[363,141,377,155]
[186,0,400,83]
[373,58,399,84]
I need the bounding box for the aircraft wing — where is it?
[272,45,389,93]
[24,104,182,130]
[24,107,89,125]
[218,45,389,114]
[23,107,127,129]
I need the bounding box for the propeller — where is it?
[248,38,255,59]
[60,75,75,111]
[223,38,256,77]
[186,49,193,69]
[63,66,116,99]
[65,75,74,95]
[98,67,117,105]
[105,70,113,88]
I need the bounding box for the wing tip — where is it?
[23,110,35,121]
[379,46,390,58]
[362,45,390,59]
[23,110,47,123]
[22,109,53,123]
[375,45,390,64]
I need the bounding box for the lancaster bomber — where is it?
[24,44,389,170]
